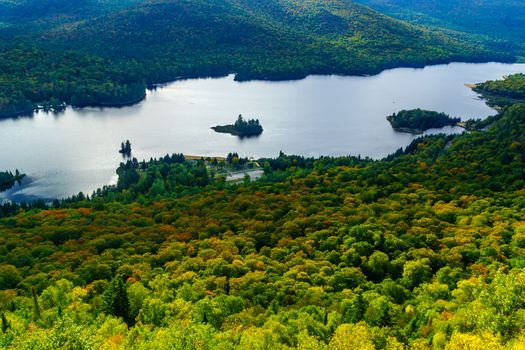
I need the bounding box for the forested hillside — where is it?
[476,74,525,99]
[0,0,142,32]
[0,0,508,117]
[353,0,525,55]
[473,74,525,107]
[1,101,525,348]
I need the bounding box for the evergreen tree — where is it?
[102,277,131,325]
[1,313,8,333]
[31,287,40,321]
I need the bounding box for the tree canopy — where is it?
[1,102,525,348]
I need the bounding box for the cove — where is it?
[1,62,524,202]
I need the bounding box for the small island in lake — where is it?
[212,115,263,137]
[386,109,461,134]
[119,140,132,157]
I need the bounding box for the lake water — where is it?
[1,62,524,202]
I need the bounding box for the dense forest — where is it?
[386,109,461,134]
[0,0,511,116]
[0,44,146,117]
[353,0,525,56]
[1,94,525,348]
[473,74,525,107]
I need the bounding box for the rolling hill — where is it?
[42,0,503,79]
[0,0,508,116]
[353,0,525,56]
[0,0,141,32]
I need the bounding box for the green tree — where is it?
[402,259,432,288]
[32,286,41,321]
[0,265,21,289]
[1,313,8,333]
[102,277,131,325]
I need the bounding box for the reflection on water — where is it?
[0,62,524,202]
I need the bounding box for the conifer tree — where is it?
[102,276,131,325]
[1,313,8,333]
[31,287,40,321]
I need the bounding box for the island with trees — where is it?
[119,140,132,157]
[386,109,461,134]
[212,115,263,137]
[0,169,25,192]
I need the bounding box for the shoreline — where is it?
[184,155,227,161]
[2,59,521,119]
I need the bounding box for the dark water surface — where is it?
[1,62,524,201]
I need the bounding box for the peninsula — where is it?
[470,73,525,107]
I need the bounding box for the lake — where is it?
[1,62,524,202]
